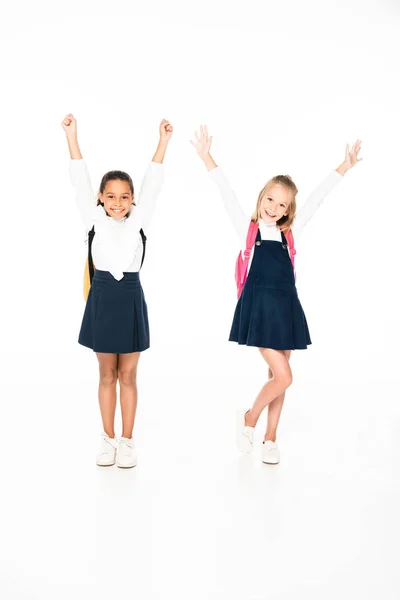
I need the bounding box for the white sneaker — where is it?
[262,440,280,464]
[116,437,137,469]
[96,432,118,466]
[236,409,254,453]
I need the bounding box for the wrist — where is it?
[336,161,349,176]
[66,132,78,142]
[202,153,217,171]
[200,152,213,163]
[158,138,169,148]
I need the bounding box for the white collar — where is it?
[258,218,278,229]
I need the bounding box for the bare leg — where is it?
[118,352,141,439]
[96,352,118,438]
[245,348,293,428]
[265,350,292,442]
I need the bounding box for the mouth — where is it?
[265,210,276,219]
[110,208,125,215]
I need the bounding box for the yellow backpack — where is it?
[83,226,147,301]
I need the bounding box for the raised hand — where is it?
[62,113,82,159]
[61,113,77,138]
[190,125,213,159]
[336,139,362,176]
[159,119,174,144]
[152,119,173,163]
[345,139,362,170]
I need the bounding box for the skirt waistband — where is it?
[93,270,141,282]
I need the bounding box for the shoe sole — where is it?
[116,462,137,469]
[262,459,280,464]
[96,461,116,466]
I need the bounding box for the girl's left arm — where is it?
[293,140,362,238]
[135,119,173,231]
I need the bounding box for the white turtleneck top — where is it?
[70,159,164,280]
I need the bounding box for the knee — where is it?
[274,369,292,391]
[282,369,293,390]
[99,369,118,386]
[118,367,138,386]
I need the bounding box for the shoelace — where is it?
[101,435,117,450]
[243,427,254,444]
[118,438,133,453]
[264,442,277,451]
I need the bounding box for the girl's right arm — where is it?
[191,125,248,242]
[62,114,96,229]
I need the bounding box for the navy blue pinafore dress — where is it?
[229,229,311,350]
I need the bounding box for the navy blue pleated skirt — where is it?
[229,280,311,350]
[79,270,150,354]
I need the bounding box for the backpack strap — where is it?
[88,226,147,284]
[240,220,259,282]
[139,229,146,270]
[236,220,259,292]
[88,226,95,284]
[282,228,297,276]
[244,220,259,260]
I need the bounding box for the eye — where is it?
[280,204,285,208]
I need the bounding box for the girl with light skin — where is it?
[191,126,362,463]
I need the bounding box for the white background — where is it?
[1,1,400,598]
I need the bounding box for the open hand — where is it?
[345,139,362,170]
[190,125,213,159]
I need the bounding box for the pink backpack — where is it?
[235,221,297,298]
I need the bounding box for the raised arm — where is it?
[62,114,96,229]
[136,119,173,231]
[191,125,248,241]
[293,139,362,238]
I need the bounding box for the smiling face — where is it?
[260,184,291,225]
[99,179,134,220]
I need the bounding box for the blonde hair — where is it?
[251,175,298,232]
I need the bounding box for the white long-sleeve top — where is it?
[70,159,164,280]
[208,166,343,247]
